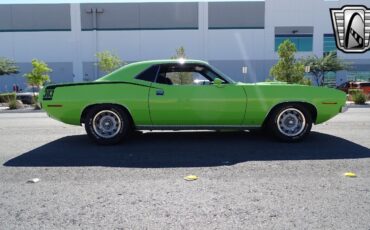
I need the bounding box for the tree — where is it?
[171,46,187,59]
[169,46,193,85]
[96,51,124,74]
[301,52,350,86]
[24,59,52,96]
[0,57,19,76]
[270,40,309,85]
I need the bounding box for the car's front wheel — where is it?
[84,105,132,145]
[267,104,312,142]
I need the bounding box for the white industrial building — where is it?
[0,0,369,92]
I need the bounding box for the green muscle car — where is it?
[39,59,346,144]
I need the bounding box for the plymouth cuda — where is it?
[39,59,346,144]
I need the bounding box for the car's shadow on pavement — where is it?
[4,131,370,168]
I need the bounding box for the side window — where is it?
[135,65,159,82]
[192,72,212,85]
[166,71,210,85]
[155,64,224,85]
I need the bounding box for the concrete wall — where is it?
[1,0,370,92]
[208,1,265,29]
[80,2,198,30]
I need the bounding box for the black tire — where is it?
[84,105,132,145]
[267,104,312,142]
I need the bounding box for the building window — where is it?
[323,72,337,87]
[323,34,337,56]
[347,71,370,82]
[322,34,338,86]
[275,35,313,52]
[274,27,313,52]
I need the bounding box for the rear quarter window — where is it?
[135,65,159,82]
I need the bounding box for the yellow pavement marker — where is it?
[344,172,357,177]
[184,175,198,181]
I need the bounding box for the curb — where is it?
[0,108,45,114]
[346,102,370,108]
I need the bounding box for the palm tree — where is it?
[301,52,350,86]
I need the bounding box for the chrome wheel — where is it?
[276,108,306,137]
[92,110,122,139]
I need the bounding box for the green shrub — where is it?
[349,89,366,104]
[0,93,16,103]
[8,100,23,110]
[299,77,312,86]
[353,93,366,104]
[8,100,17,109]
[348,89,362,94]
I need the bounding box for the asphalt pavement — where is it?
[0,108,369,229]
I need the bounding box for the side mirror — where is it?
[213,78,223,87]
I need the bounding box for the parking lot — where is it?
[0,107,369,229]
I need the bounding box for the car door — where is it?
[148,63,247,126]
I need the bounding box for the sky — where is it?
[1,0,264,3]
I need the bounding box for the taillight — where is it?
[43,88,54,100]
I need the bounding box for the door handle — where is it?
[156,89,164,96]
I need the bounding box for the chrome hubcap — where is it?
[92,110,122,138]
[277,108,306,137]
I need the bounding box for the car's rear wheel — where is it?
[84,105,132,145]
[267,104,312,142]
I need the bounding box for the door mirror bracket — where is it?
[213,78,224,87]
